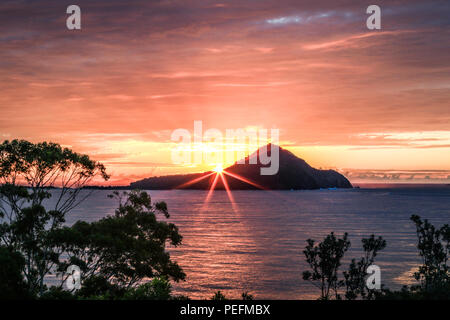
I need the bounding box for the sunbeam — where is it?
[220,172,238,213]
[175,172,215,189]
[222,170,267,190]
[178,166,267,212]
[205,172,220,203]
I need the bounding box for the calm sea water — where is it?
[57,185,450,299]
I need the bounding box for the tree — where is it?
[302,232,350,300]
[302,216,450,300]
[0,246,30,299]
[53,190,185,292]
[343,235,386,300]
[302,233,386,300]
[209,291,254,300]
[122,277,173,300]
[370,216,450,300]
[241,292,254,300]
[0,139,109,296]
[74,275,124,300]
[410,215,449,295]
[211,290,227,300]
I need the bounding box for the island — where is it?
[130,145,352,190]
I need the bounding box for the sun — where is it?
[176,161,265,214]
[213,164,223,173]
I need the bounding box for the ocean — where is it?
[57,185,450,299]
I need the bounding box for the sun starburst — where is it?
[177,164,266,213]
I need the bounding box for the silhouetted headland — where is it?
[130,145,352,190]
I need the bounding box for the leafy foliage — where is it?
[73,275,125,299]
[122,277,173,300]
[209,291,255,300]
[211,290,228,300]
[408,215,450,297]
[375,216,450,300]
[0,246,30,299]
[302,232,387,300]
[343,235,386,300]
[241,291,254,300]
[302,232,351,299]
[53,190,185,290]
[0,139,109,296]
[0,140,184,300]
[303,216,450,300]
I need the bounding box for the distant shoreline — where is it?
[79,183,450,190]
[352,183,450,189]
[9,183,449,190]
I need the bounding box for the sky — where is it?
[0,0,449,185]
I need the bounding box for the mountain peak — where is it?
[130,145,352,190]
